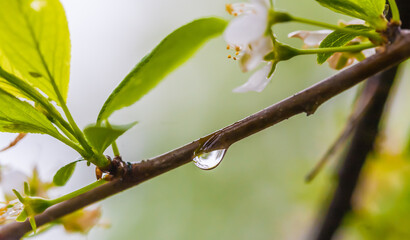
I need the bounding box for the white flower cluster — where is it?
[224,0,275,93]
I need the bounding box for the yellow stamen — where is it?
[233,57,237,60]
[225,4,234,15]
[235,46,241,51]
[226,45,230,50]
[235,52,239,55]
[228,55,232,59]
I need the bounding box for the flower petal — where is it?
[338,19,366,26]
[239,36,273,72]
[327,52,355,70]
[233,62,273,93]
[288,30,332,47]
[0,168,29,201]
[223,5,267,45]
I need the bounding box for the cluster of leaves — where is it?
[0,0,226,232]
[0,0,227,179]
[316,0,388,30]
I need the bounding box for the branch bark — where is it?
[310,1,410,239]
[1,30,410,240]
[311,65,398,240]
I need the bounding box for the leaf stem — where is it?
[294,42,376,55]
[105,120,120,156]
[53,120,77,142]
[289,15,381,41]
[53,133,87,156]
[0,68,86,152]
[49,180,106,205]
[18,7,103,164]
[0,68,76,137]
[51,82,91,152]
[17,7,93,157]
[47,82,108,166]
[388,0,401,24]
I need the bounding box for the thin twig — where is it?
[311,64,398,240]
[310,1,410,238]
[0,30,409,240]
[305,83,378,182]
[0,133,27,152]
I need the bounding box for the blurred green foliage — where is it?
[342,150,410,239]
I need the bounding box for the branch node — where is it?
[304,103,319,116]
[95,156,132,181]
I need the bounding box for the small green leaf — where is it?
[53,160,84,186]
[13,189,25,203]
[0,0,71,103]
[97,17,227,122]
[24,182,30,196]
[84,122,137,154]
[317,25,373,64]
[0,88,62,139]
[16,209,28,222]
[316,0,387,29]
[29,217,37,233]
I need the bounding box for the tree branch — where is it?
[310,1,410,239]
[311,64,398,240]
[1,30,410,240]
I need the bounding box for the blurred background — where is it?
[0,0,409,239]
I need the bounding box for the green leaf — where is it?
[317,25,373,64]
[53,159,84,186]
[84,122,137,154]
[0,67,69,128]
[16,209,28,222]
[0,88,62,138]
[0,0,71,103]
[0,67,35,100]
[29,217,37,233]
[315,0,387,29]
[97,17,227,122]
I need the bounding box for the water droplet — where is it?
[193,149,226,170]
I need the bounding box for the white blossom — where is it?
[224,0,275,92]
[233,61,274,93]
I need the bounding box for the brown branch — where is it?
[311,64,398,240]
[310,1,410,239]
[305,82,378,182]
[0,30,410,240]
